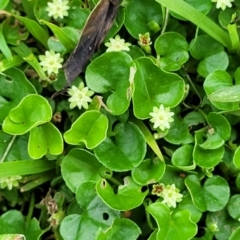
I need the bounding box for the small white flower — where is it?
[161,184,183,208]
[46,0,70,19]
[0,175,22,190]
[105,35,131,52]
[211,0,234,10]
[39,50,63,75]
[149,104,174,131]
[68,82,94,110]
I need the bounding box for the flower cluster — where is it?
[39,50,63,76]
[152,183,183,208]
[105,35,131,52]
[149,104,174,131]
[67,82,94,110]
[0,175,22,190]
[211,0,234,10]
[46,0,70,19]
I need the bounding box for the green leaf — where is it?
[193,132,224,168]
[207,112,231,141]
[3,94,52,135]
[185,175,207,212]
[12,15,49,48]
[124,0,162,38]
[197,51,229,78]
[203,176,230,212]
[147,202,197,240]
[0,160,56,177]
[156,0,232,49]
[0,68,36,123]
[95,218,141,240]
[185,175,230,212]
[229,227,240,240]
[94,122,146,171]
[0,55,24,72]
[172,145,195,171]
[164,116,194,145]
[86,52,133,115]
[133,57,185,119]
[0,23,12,60]
[132,158,165,185]
[0,131,32,161]
[0,0,9,9]
[233,146,240,169]
[28,122,63,159]
[96,176,148,211]
[155,32,189,71]
[61,148,103,193]
[204,70,239,111]
[206,208,240,240]
[227,194,240,221]
[60,181,120,240]
[12,42,47,80]
[0,210,44,239]
[174,194,202,223]
[39,20,76,51]
[64,110,108,149]
[208,85,240,102]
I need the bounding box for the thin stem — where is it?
[26,192,35,228]
[161,8,169,35]
[185,73,202,101]
[143,200,155,230]
[0,135,17,163]
[105,175,122,186]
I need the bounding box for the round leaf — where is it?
[64,110,108,149]
[233,146,240,169]
[133,57,185,119]
[207,112,231,141]
[203,175,230,212]
[229,227,240,240]
[227,194,240,221]
[95,218,141,240]
[2,94,52,135]
[124,0,162,38]
[204,70,239,111]
[28,122,63,159]
[61,149,103,193]
[155,32,189,71]
[96,176,148,211]
[94,122,146,172]
[86,52,133,115]
[197,51,229,78]
[131,158,165,185]
[147,202,197,240]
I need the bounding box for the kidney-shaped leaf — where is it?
[131,158,165,185]
[2,94,52,135]
[86,52,133,115]
[95,218,141,240]
[155,32,189,71]
[0,68,36,123]
[96,176,148,211]
[147,202,197,240]
[64,110,108,149]
[94,122,146,171]
[61,149,103,193]
[133,57,185,119]
[28,122,63,159]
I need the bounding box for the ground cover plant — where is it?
[1,0,240,239]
